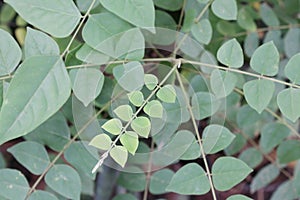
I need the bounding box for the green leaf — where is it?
[191,19,212,45]
[260,3,279,26]
[120,131,139,155]
[212,156,253,191]
[250,41,279,76]
[117,167,146,191]
[75,0,99,12]
[131,116,151,138]
[166,163,210,195]
[0,28,22,76]
[270,181,298,200]
[237,105,261,128]
[277,140,300,164]
[0,169,29,200]
[24,27,59,58]
[0,4,15,23]
[238,148,263,168]
[110,145,128,168]
[45,164,81,199]
[227,194,253,200]
[277,88,300,122]
[76,44,110,65]
[114,105,134,121]
[211,0,237,20]
[99,0,155,30]
[244,32,259,57]
[24,112,70,152]
[191,92,220,120]
[217,38,244,68]
[153,0,183,11]
[0,56,71,145]
[202,124,235,154]
[260,122,290,153]
[144,74,158,90]
[113,62,145,92]
[243,79,275,113]
[284,53,300,84]
[150,169,174,195]
[294,161,300,196]
[89,134,112,150]
[70,68,104,107]
[144,100,163,118]
[4,0,81,38]
[102,119,123,135]
[156,85,176,103]
[113,194,138,200]
[284,28,300,58]
[210,70,237,98]
[128,91,144,107]
[180,141,201,160]
[250,164,279,193]
[28,190,58,200]
[237,8,256,31]
[8,141,50,175]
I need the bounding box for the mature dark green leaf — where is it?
[237,105,261,128]
[113,194,137,200]
[244,32,259,57]
[284,28,300,58]
[153,0,183,11]
[166,163,210,195]
[238,148,263,169]
[270,181,298,200]
[211,0,237,20]
[45,164,81,199]
[217,38,244,68]
[150,169,174,194]
[260,3,279,26]
[227,194,253,200]
[284,53,300,84]
[117,167,146,192]
[0,28,22,76]
[4,0,81,37]
[277,140,300,164]
[277,88,300,122]
[0,56,71,145]
[192,92,220,120]
[28,190,58,200]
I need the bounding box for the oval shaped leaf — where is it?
[227,194,253,200]
[144,74,158,90]
[28,190,58,200]
[211,0,237,20]
[8,141,50,175]
[144,100,163,118]
[102,119,123,135]
[277,88,300,122]
[217,38,244,68]
[5,0,81,37]
[277,140,300,164]
[243,79,275,113]
[212,156,253,191]
[110,145,128,168]
[250,41,279,76]
[150,169,174,195]
[237,8,256,31]
[166,163,210,195]
[114,105,134,121]
[238,148,263,169]
[284,28,300,58]
[0,169,29,200]
[284,53,300,84]
[0,56,71,145]
[128,91,144,107]
[89,134,112,150]
[260,3,279,27]
[120,131,139,155]
[191,19,212,45]
[131,116,151,138]
[0,28,22,76]
[210,69,237,98]
[45,164,81,199]
[191,92,220,120]
[202,124,235,154]
[156,84,176,103]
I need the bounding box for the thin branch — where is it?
[143,141,155,200]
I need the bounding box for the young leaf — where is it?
[202,124,235,154]
[260,3,279,27]
[102,119,123,135]
[191,92,220,120]
[0,28,22,76]
[113,62,145,92]
[166,163,210,195]
[7,141,50,175]
[260,122,290,153]
[28,190,58,200]
[45,164,81,199]
[211,0,237,20]
[250,164,279,193]
[250,41,279,76]
[277,140,300,164]
[0,56,71,145]
[212,157,253,191]
[128,91,144,107]
[120,131,139,155]
[227,194,253,200]
[243,79,275,113]
[144,74,158,90]
[217,38,244,68]
[210,69,237,98]
[99,0,155,30]
[114,105,134,121]
[143,100,163,118]
[89,134,112,150]
[277,88,300,122]
[4,0,81,38]
[24,27,59,58]
[0,169,29,200]
[284,53,300,84]
[156,85,176,103]
[238,148,263,169]
[70,68,104,107]
[110,145,128,168]
[191,19,212,45]
[131,117,151,138]
[150,169,174,195]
